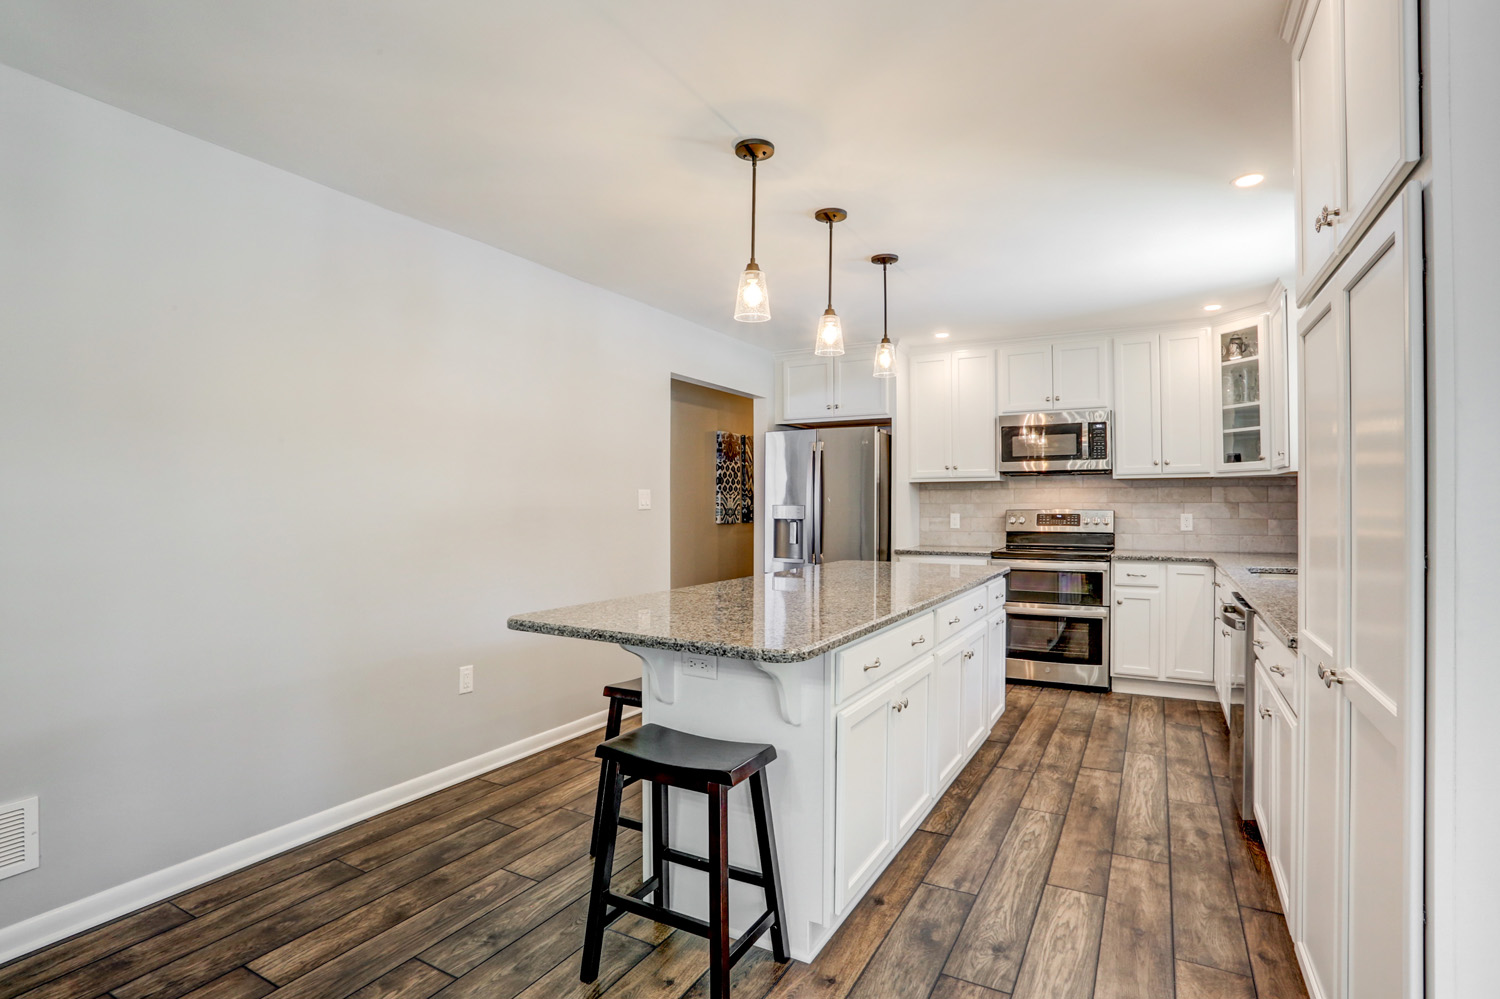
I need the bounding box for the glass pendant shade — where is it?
[873,337,896,377]
[815,309,846,356]
[734,263,770,322]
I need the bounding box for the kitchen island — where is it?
[508,560,1008,961]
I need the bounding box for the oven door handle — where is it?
[993,560,1111,574]
[1004,602,1110,619]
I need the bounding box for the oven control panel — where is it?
[1087,422,1109,459]
[1005,508,1114,530]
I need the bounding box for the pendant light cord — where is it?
[749,156,758,264]
[826,220,834,310]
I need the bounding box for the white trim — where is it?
[1108,677,1218,702]
[0,705,636,965]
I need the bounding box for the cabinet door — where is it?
[960,628,987,754]
[1215,317,1271,473]
[891,661,934,839]
[1164,563,1214,683]
[1112,335,1161,476]
[1159,328,1213,475]
[1110,585,1161,678]
[782,356,835,422]
[1252,667,1278,843]
[998,343,1053,413]
[1268,290,1294,470]
[1295,0,1342,300]
[987,612,1008,727]
[1341,0,1419,236]
[930,642,965,787]
[1050,339,1110,410]
[834,690,893,910]
[1271,686,1299,914]
[908,353,952,479]
[835,349,892,418]
[950,349,998,478]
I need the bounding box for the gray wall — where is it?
[0,64,772,930]
[918,475,1297,553]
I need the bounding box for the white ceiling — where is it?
[0,0,1294,353]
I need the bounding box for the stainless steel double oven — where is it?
[990,509,1115,691]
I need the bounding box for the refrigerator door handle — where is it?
[810,441,825,564]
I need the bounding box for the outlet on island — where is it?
[681,654,717,679]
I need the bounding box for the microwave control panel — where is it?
[1087,422,1109,459]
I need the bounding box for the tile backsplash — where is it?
[918,475,1297,554]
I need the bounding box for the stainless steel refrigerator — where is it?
[765,427,891,570]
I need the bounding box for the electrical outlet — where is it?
[637,489,652,510]
[458,665,474,694]
[950,512,961,529]
[1180,513,1194,531]
[681,654,717,679]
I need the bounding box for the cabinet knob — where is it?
[1314,205,1342,233]
[1152,460,1160,466]
[1164,460,1171,466]
[1259,707,1273,719]
[1116,598,1123,606]
[1317,662,1344,687]
[1054,395,1060,401]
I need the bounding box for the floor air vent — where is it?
[0,797,38,880]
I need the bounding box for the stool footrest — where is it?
[660,846,770,889]
[600,890,775,970]
[618,816,643,832]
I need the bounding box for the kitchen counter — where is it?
[1114,550,1298,648]
[892,545,995,558]
[508,559,1006,663]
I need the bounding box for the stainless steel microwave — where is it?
[997,410,1112,473]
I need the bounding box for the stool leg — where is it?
[651,781,670,909]
[749,770,789,963]
[604,695,625,741]
[588,758,606,858]
[707,783,731,999]
[580,760,623,983]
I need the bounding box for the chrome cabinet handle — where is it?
[963,650,975,660]
[949,616,962,625]
[892,701,902,713]
[1126,572,1147,578]
[863,658,882,672]
[1253,639,1266,649]
[911,635,926,647]
[974,603,985,612]
[1317,662,1344,687]
[1259,707,1273,719]
[1269,665,1287,677]
[1314,205,1342,232]
[892,697,911,713]
[1221,629,1231,637]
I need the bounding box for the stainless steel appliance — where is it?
[990,508,1114,690]
[1221,593,1257,825]
[997,409,1112,474]
[765,427,891,571]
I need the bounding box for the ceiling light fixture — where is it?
[1204,304,1223,312]
[1233,173,1265,188]
[733,139,774,322]
[813,208,848,356]
[934,331,951,339]
[871,253,899,378]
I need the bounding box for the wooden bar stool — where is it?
[581,724,788,999]
[589,678,644,857]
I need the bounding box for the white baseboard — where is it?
[1109,677,1218,702]
[0,705,638,965]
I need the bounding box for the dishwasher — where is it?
[1221,593,1256,827]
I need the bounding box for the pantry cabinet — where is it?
[777,346,891,423]
[907,349,998,480]
[1113,329,1215,477]
[1292,0,1420,305]
[998,338,1110,413]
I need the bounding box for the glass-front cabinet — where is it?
[1215,316,1271,473]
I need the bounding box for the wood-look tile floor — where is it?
[1,688,1310,999]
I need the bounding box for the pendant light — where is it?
[733,139,774,322]
[871,253,898,378]
[813,208,847,355]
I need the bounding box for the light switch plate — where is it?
[638,489,652,510]
[950,512,961,529]
[1180,513,1193,531]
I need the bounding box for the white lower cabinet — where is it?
[931,622,985,787]
[890,663,934,839]
[1252,664,1299,917]
[833,685,894,910]
[986,609,1007,727]
[1111,561,1214,685]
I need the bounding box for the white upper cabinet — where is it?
[1113,329,1213,477]
[1293,0,1420,306]
[776,347,891,423]
[998,338,1110,413]
[1213,316,1272,474]
[1267,288,1297,471]
[906,348,997,481]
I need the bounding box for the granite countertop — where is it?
[893,545,996,557]
[508,560,1006,664]
[1114,550,1298,648]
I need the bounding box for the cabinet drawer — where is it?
[987,576,1007,614]
[836,612,935,702]
[1114,562,1165,586]
[1252,618,1297,712]
[935,588,990,644]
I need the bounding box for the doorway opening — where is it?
[670,378,754,588]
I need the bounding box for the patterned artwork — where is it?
[715,432,754,525]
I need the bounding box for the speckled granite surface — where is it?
[1114,550,1298,648]
[508,560,1007,663]
[893,545,995,558]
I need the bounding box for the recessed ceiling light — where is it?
[1204,304,1223,312]
[1233,173,1265,188]
[934,330,950,339]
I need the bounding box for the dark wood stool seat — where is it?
[590,677,645,857]
[581,723,788,999]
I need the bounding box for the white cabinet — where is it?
[777,347,891,423]
[890,663,934,839]
[1293,0,1420,305]
[1112,329,1214,477]
[1111,561,1214,685]
[987,609,1007,728]
[998,338,1110,413]
[1267,287,1297,471]
[960,628,988,755]
[1213,573,1235,719]
[907,349,997,480]
[1253,666,1300,915]
[834,686,893,908]
[931,622,985,788]
[1163,563,1214,682]
[1213,316,1272,474]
